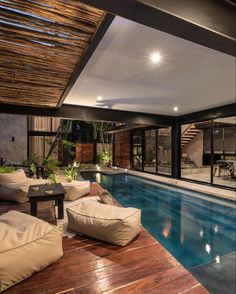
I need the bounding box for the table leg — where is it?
[57,199,64,219]
[31,201,37,217]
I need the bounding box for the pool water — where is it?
[81,172,236,292]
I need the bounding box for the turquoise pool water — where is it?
[81,172,236,293]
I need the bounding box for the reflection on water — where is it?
[82,172,236,270]
[95,172,101,183]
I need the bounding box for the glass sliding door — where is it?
[157,127,172,175]
[213,116,236,188]
[144,129,157,173]
[132,130,143,171]
[181,121,211,183]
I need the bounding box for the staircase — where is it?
[181,123,200,149]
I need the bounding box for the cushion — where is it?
[0,211,63,292]
[63,180,90,201]
[0,169,27,185]
[0,179,47,203]
[0,182,29,204]
[67,200,141,246]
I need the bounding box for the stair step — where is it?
[181,124,201,149]
[183,135,195,138]
[188,130,200,133]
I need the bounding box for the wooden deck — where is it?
[0,183,208,294]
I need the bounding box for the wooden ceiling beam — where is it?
[0,103,174,126]
[1,103,235,126]
[178,103,236,124]
[79,0,236,56]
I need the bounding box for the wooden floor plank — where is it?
[0,200,56,224]
[1,183,208,294]
[103,266,190,294]
[143,274,202,294]
[180,285,209,294]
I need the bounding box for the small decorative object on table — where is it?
[45,190,54,195]
[32,186,39,191]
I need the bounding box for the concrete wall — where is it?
[0,114,27,165]
[182,131,203,167]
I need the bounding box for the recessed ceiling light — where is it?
[173,106,179,112]
[97,96,103,102]
[150,52,162,63]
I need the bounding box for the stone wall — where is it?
[0,114,27,165]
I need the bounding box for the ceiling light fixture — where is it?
[150,52,162,63]
[173,106,179,112]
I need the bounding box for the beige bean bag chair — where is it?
[0,169,28,185]
[62,180,90,201]
[67,200,141,246]
[0,178,48,203]
[0,211,63,292]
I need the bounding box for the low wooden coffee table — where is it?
[28,183,66,219]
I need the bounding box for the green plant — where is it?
[61,139,76,157]
[48,173,58,184]
[0,166,16,173]
[30,162,37,176]
[45,119,75,161]
[42,158,58,183]
[64,162,79,182]
[97,151,112,167]
[43,158,58,174]
[87,121,114,143]
[22,155,40,167]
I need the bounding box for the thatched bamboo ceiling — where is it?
[0,0,105,108]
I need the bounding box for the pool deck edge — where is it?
[86,167,235,202]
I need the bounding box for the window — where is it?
[181,118,236,189]
[144,129,156,173]
[157,127,172,175]
[213,116,236,188]
[181,121,211,183]
[132,130,142,171]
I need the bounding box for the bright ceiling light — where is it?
[173,106,179,112]
[97,96,103,102]
[150,52,162,63]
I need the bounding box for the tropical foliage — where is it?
[96,150,112,167]
[64,162,79,182]
[0,166,16,173]
[48,173,58,184]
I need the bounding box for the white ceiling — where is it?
[65,16,235,116]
